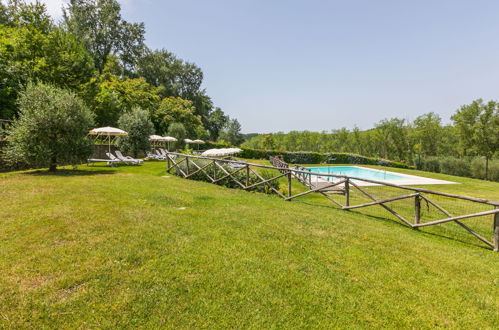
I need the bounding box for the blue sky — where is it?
[41,0,499,133]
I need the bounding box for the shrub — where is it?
[116,107,154,157]
[421,157,441,173]
[439,157,471,177]
[4,83,94,171]
[470,157,499,181]
[172,158,279,194]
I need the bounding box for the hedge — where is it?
[415,156,499,182]
[201,142,413,169]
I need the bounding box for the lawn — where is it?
[0,161,498,328]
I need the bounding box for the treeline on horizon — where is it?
[0,0,243,145]
[244,105,499,180]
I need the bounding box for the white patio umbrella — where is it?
[184,138,194,144]
[89,126,128,153]
[149,135,164,148]
[201,148,242,157]
[162,136,177,151]
[191,139,205,150]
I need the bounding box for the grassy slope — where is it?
[0,161,498,328]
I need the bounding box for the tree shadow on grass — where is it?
[23,169,116,176]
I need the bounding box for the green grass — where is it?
[1,161,498,328]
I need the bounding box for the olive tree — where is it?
[167,122,187,150]
[5,82,94,171]
[116,107,154,157]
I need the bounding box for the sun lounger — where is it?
[146,150,164,160]
[114,150,143,165]
[105,152,128,165]
[87,157,121,166]
[155,149,166,159]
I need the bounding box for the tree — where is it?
[1,0,52,33]
[137,48,203,100]
[0,11,93,119]
[261,134,275,150]
[116,107,154,157]
[4,83,94,171]
[452,99,499,179]
[219,118,243,146]
[153,97,203,137]
[411,112,443,156]
[206,107,228,140]
[167,122,186,150]
[85,75,160,126]
[373,118,409,160]
[63,0,145,74]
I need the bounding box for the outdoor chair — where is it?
[105,152,128,165]
[145,151,158,160]
[88,156,121,167]
[114,151,143,165]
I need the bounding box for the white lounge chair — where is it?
[159,148,168,157]
[105,152,127,165]
[115,150,143,165]
[146,151,164,160]
[88,156,121,166]
[155,149,165,159]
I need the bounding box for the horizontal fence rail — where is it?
[166,152,499,251]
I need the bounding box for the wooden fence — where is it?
[167,152,499,251]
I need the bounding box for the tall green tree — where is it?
[219,118,243,146]
[206,107,228,140]
[63,0,145,74]
[136,48,203,100]
[452,99,499,179]
[0,24,94,119]
[4,82,94,171]
[153,97,203,137]
[84,75,160,126]
[411,112,443,156]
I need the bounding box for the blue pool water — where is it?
[305,166,406,182]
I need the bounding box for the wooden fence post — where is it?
[185,157,190,176]
[166,155,170,173]
[494,207,499,252]
[245,165,250,187]
[415,194,421,226]
[287,171,292,197]
[345,178,350,207]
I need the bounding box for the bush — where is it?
[470,158,499,181]
[420,157,441,173]
[172,158,279,194]
[4,82,94,171]
[439,157,471,177]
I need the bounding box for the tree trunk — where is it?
[485,156,489,181]
[49,156,57,172]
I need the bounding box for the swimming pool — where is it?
[303,166,456,186]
